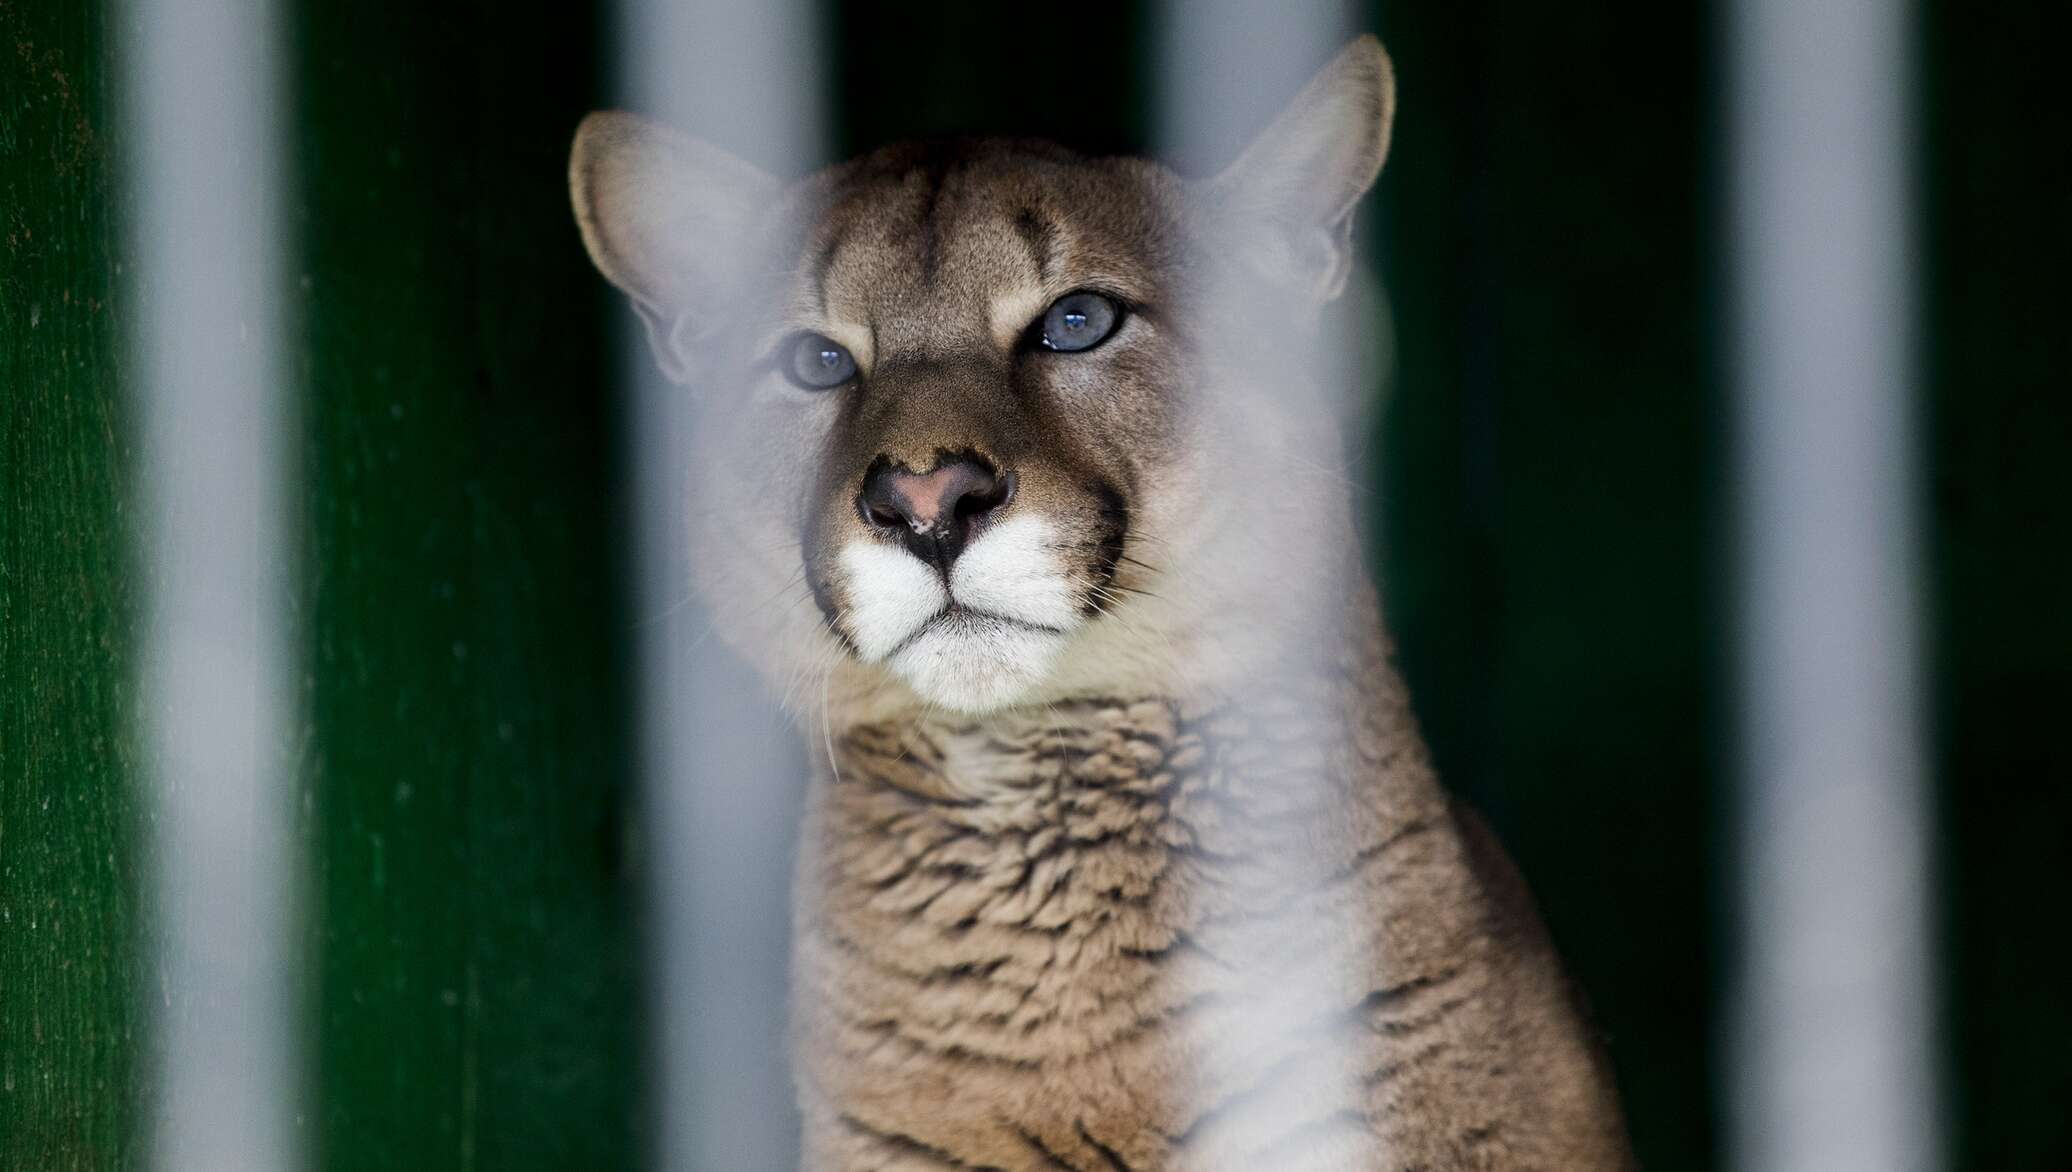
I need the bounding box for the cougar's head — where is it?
[571,39,1393,715]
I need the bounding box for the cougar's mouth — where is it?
[881,603,1072,662]
[824,510,1111,712]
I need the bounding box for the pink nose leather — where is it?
[882,465,975,531]
[882,463,994,534]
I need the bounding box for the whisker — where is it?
[684,567,810,653]
[1281,450,1369,495]
[819,668,843,787]
[634,588,701,629]
[1098,582,1164,602]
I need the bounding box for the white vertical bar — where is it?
[124,0,298,1169]
[1155,4,1372,1166]
[1156,0,1350,174]
[1728,0,1938,1169]
[613,2,824,1169]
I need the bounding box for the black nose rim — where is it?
[951,467,1016,524]
[858,491,904,530]
[856,455,1016,569]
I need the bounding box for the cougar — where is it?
[570,36,1634,1171]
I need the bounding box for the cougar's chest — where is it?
[796,698,1212,1071]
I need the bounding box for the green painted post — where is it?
[1,1,141,1168]
[289,3,642,1168]
[1369,3,1720,1167]
[1925,1,2072,1166]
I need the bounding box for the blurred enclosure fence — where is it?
[6,0,2071,1169]
[613,1,822,1168]
[124,0,298,1169]
[1725,0,1937,1170]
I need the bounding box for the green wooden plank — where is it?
[1368,2,1720,1167]
[0,0,142,1167]
[1924,1,2072,1168]
[831,0,1151,157]
[289,3,640,1168]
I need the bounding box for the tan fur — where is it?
[798,605,1631,1170]
[573,36,1634,1170]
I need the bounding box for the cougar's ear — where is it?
[1210,35,1396,302]
[569,111,780,384]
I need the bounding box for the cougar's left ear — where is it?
[569,111,780,384]
[1210,35,1396,302]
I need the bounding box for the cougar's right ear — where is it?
[569,111,780,384]
[1210,36,1396,303]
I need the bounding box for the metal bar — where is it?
[612,2,826,1168]
[1154,3,1376,1164]
[1727,0,1939,1167]
[123,0,298,1167]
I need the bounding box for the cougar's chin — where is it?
[886,609,1069,713]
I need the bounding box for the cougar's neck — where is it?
[812,580,1438,834]
[789,586,1451,1080]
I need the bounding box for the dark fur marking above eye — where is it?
[913,159,957,285]
[1013,207,1059,284]
[811,233,845,317]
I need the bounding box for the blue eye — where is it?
[1037,292,1121,353]
[784,332,857,390]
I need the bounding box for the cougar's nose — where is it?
[857,454,1015,569]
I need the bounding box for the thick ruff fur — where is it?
[571,36,1635,1170]
[798,596,1631,1169]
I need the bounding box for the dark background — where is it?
[4,0,2068,1168]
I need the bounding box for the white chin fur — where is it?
[837,540,950,661]
[888,613,1067,713]
[834,516,1082,711]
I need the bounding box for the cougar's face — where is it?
[695,146,1197,712]
[572,43,1391,713]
